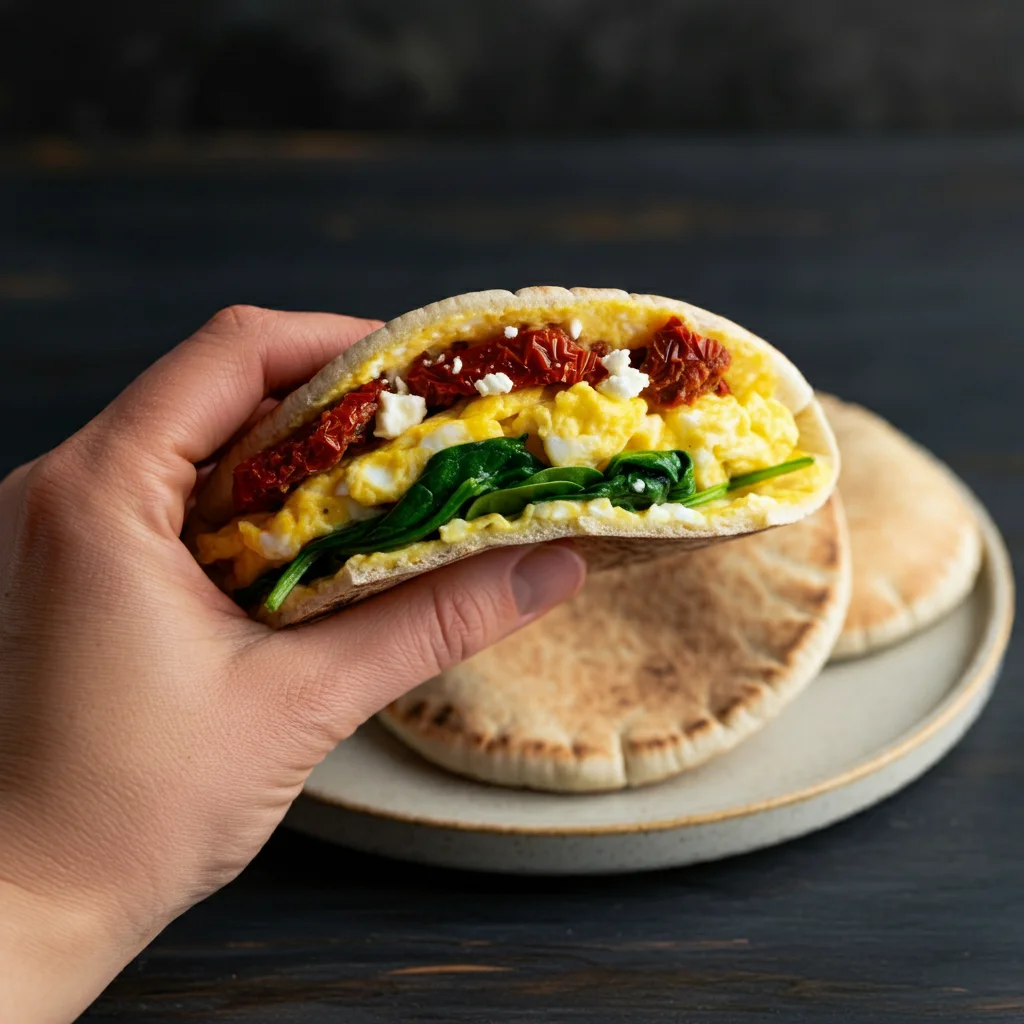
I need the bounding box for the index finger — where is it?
[97,305,382,466]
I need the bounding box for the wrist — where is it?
[0,875,149,1023]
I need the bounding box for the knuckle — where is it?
[424,583,497,673]
[20,451,73,521]
[204,304,272,338]
[18,437,124,537]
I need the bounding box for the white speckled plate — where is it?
[286,485,1013,874]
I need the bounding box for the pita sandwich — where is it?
[819,394,982,660]
[187,287,838,626]
[378,497,851,792]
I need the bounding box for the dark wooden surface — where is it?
[2,138,1022,1022]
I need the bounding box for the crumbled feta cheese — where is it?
[568,318,583,340]
[451,355,463,374]
[373,391,427,439]
[597,347,650,401]
[600,348,633,375]
[474,372,514,396]
[504,325,519,339]
[385,370,410,394]
[632,478,646,493]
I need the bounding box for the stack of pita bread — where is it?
[380,393,983,792]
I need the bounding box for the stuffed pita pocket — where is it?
[187,287,838,626]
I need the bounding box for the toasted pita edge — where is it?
[819,394,983,660]
[378,496,852,792]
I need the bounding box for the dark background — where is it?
[4,0,1024,138]
[4,3,1024,1021]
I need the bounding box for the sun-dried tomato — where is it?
[639,317,731,407]
[232,378,387,513]
[404,326,608,406]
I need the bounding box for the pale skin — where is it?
[0,306,587,1023]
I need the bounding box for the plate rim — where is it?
[302,485,1014,837]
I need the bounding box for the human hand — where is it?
[0,306,586,1023]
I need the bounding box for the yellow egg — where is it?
[345,416,505,506]
[660,391,798,490]
[460,387,547,423]
[625,414,666,452]
[514,383,648,467]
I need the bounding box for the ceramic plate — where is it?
[287,486,1013,874]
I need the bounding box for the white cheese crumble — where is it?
[568,318,583,340]
[451,355,463,374]
[474,372,514,396]
[632,478,646,493]
[373,391,427,439]
[596,348,650,401]
[385,371,410,394]
[504,325,519,339]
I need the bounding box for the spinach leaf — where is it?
[725,456,814,491]
[464,451,692,520]
[465,480,586,520]
[263,437,542,612]
[524,466,604,488]
[604,450,692,487]
[680,455,815,508]
[256,440,814,615]
[581,450,692,511]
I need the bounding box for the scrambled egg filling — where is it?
[195,339,813,590]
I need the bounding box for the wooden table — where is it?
[3,138,1022,1022]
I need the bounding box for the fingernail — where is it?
[511,544,587,617]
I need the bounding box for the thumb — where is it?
[247,543,587,746]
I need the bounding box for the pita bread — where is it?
[819,394,982,660]
[378,497,851,792]
[188,288,839,626]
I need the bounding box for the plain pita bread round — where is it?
[819,394,982,660]
[378,496,851,793]
[188,288,839,626]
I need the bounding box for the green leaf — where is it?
[262,436,543,612]
[604,450,692,487]
[680,482,728,508]
[465,480,586,520]
[256,443,815,615]
[726,456,815,491]
[523,466,604,488]
[680,455,814,509]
